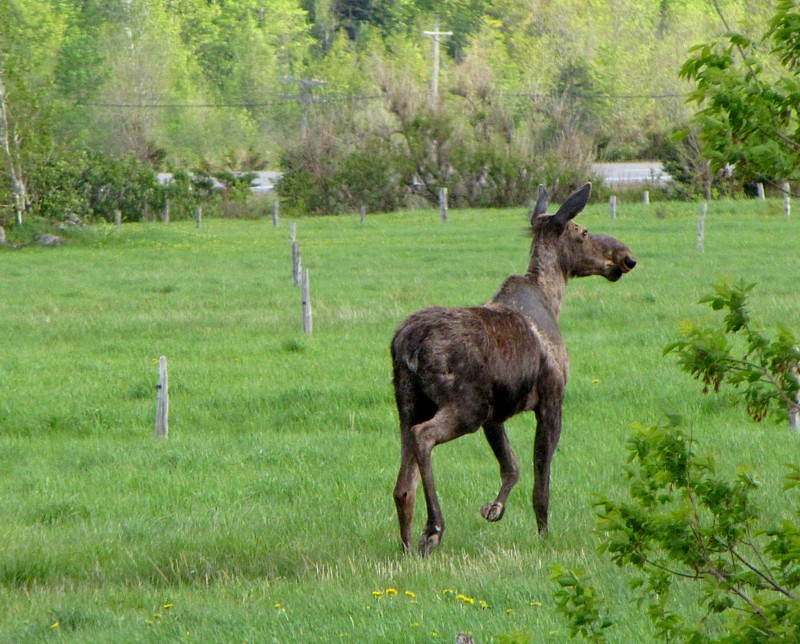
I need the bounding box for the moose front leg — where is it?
[480,421,520,522]
[532,403,563,533]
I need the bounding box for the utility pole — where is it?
[280,77,327,139]
[423,20,452,107]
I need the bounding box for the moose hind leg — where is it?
[412,404,483,556]
[480,421,520,522]
[393,430,420,555]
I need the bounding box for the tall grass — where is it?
[0,197,798,641]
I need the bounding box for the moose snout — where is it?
[623,255,637,270]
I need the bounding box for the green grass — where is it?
[0,197,798,641]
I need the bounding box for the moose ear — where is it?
[551,182,592,227]
[529,184,549,224]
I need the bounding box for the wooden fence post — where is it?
[273,199,279,227]
[163,199,170,224]
[155,356,169,439]
[439,187,448,222]
[195,206,202,229]
[696,202,706,253]
[301,268,312,334]
[291,241,301,286]
[115,210,122,232]
[609,195,617,220]
[643,190,649,205]
[290,221,296,243]
[360,205,366,224]
[756,182,765,200]
[784,183,791,218]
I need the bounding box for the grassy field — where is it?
[1,196,798,642]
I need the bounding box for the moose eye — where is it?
[581,229,589,239]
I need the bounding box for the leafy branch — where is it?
[552,423,800,641]
[664,279,800,426]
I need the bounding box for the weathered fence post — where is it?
[609,195,617,220]
[360,205,366,224]
[301,268,312,334]
[784,183,791,218]
[696,202,706,253]
[290,220,296,243]
[155,356,169,439]
[0,225,5,245]
[272,199,279,227]
[756,182,765,200]
[439,187,448,222]
[195,206,202,229]
[115,210,122,232]
[163,199,170,224]
[291,241,301,286]
[643,190,649,205]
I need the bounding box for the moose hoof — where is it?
[480,502,505,522]
[418,530,442,556]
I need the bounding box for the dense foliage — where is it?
[0,0,787,219]
[681,0,800,193]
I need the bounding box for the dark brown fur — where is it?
[391,183,637,555]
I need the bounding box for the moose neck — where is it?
[525,242,568,318]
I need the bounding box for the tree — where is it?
[0,0,67,224]
[680,0,800,189]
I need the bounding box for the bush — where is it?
[23,151,160,223]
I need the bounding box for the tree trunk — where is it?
[0,72,30,224]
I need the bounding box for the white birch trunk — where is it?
[0,72,29,225]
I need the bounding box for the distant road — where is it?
[592,162,669,185]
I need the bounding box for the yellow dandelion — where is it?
[506,608,514,615]
[154,613,162,619]
[456,594,474,605]
[372,590,383,597]
[592,379,601,384]
[274,603,283,610]
[479,600,489,609]
[386,588,398,596]
[431,631,438,637]
[404,590,416,599]
[530,601,542,607]
[442,588,454,596]
[163,603,173,610]
[50,622,60,629]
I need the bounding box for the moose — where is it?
[391,183,636,555]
